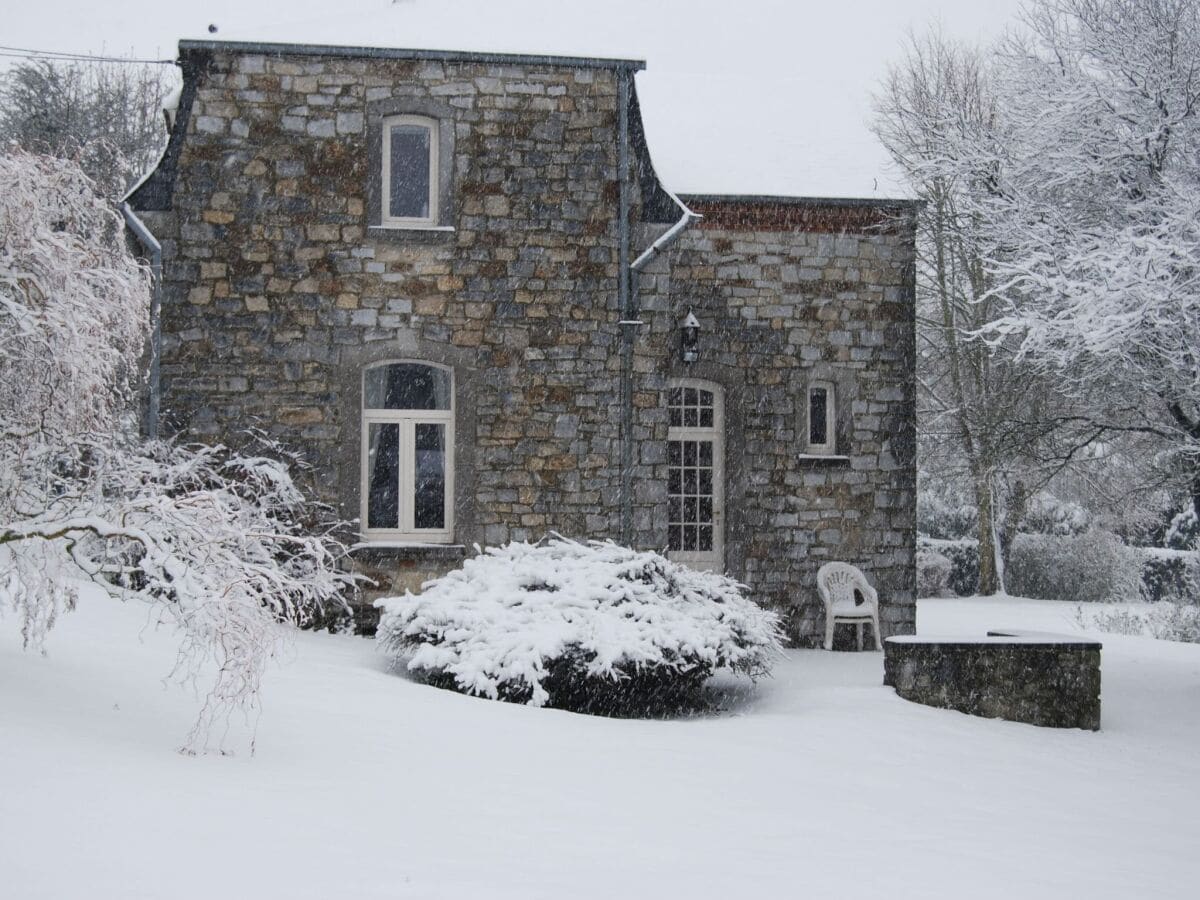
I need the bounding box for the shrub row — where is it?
[918,532,1199,604]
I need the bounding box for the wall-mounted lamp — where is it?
[680,310,700,363]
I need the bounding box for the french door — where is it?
[666,381,724,571]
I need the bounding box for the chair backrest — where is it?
[817,562,875,608]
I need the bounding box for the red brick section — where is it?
[681,196,916,235]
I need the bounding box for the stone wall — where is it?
[884,633,1103,730]
[632,199,918,642]
[132,43,918,642]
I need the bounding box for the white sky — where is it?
[4,0,1023,197]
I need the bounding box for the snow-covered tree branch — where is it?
[0,148,352,753]
[983,0,1200,516]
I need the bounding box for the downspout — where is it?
[617,70,635,545]
[619,162,701,543]
[120,203,162,440]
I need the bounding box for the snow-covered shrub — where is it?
[917,489,977,540]
[1022,492,1090,536]
[1086,601,1200,645]
[917,547,953,598]
[1165,508,1199,551]
[918,536,978,596]
[1007,531,1144,604]
[0,149,352,752]
[1139,549,1200,605]
[375,537,784,716]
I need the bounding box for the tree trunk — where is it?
[1000,479,1028,580]
[975,473,1000,595]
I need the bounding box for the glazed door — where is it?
[666,383,724,571]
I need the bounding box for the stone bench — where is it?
[883,631,1102,730]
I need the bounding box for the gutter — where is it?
[120,203,162,441]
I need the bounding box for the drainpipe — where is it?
[617,70,635,546]
[618,138,701,545]
[121,203,162,440]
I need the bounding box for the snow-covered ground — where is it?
[3,591,1198,899]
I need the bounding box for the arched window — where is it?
[361,362,454,542]
[666,380,724,570]
[381,115,438,227]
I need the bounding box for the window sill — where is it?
[796,453,851,466]
[367,224,457,243]
[350,541,468,562]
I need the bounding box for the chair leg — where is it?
[873,612,883,651]
[856,622,863,651]
[825,615,834,651]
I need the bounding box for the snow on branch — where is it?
[0,148,353,753]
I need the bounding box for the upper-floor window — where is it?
[361,361,454,542]
[381,115,438,227]
[806,381,836,454]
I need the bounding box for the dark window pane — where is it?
[683,387,697,407]
[683,468,697,494]
[683,525,697,551]
[668,441,682,466]
[810,387,828,445]
[699,442,712,466]
[667,468,681,495]
[698,526,713,552]
[388,123,431,219]
[683,441,697,466]
[365,363,451,410]
[668,497,681,522]
[668,388,683,407]
[669,406,682,427]
[684,497,697,524]
[367,423,400,529]
[668,525,682,551]
[699,408,713,428]
[699,469,712,495]
[698,390,713,408]
[683,406,698,427]
[413,423,446,529]
[699,497,713,523]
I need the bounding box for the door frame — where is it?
[666,378,725,571]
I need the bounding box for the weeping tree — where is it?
[0,149,352,753]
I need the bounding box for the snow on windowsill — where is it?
[796,453,850,463]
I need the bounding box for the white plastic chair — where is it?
[817,562,882,651]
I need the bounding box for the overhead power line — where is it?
[0,45,175,66]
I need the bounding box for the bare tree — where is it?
[874,31,1077,592]
[0,57,174,199]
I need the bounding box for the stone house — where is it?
[126,39,919,643]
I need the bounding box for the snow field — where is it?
[2,590,1198,899]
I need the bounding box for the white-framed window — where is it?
[806,380,836,454]
[381,115,438,227]
[361,361,454,542]
[666,380,724,570]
